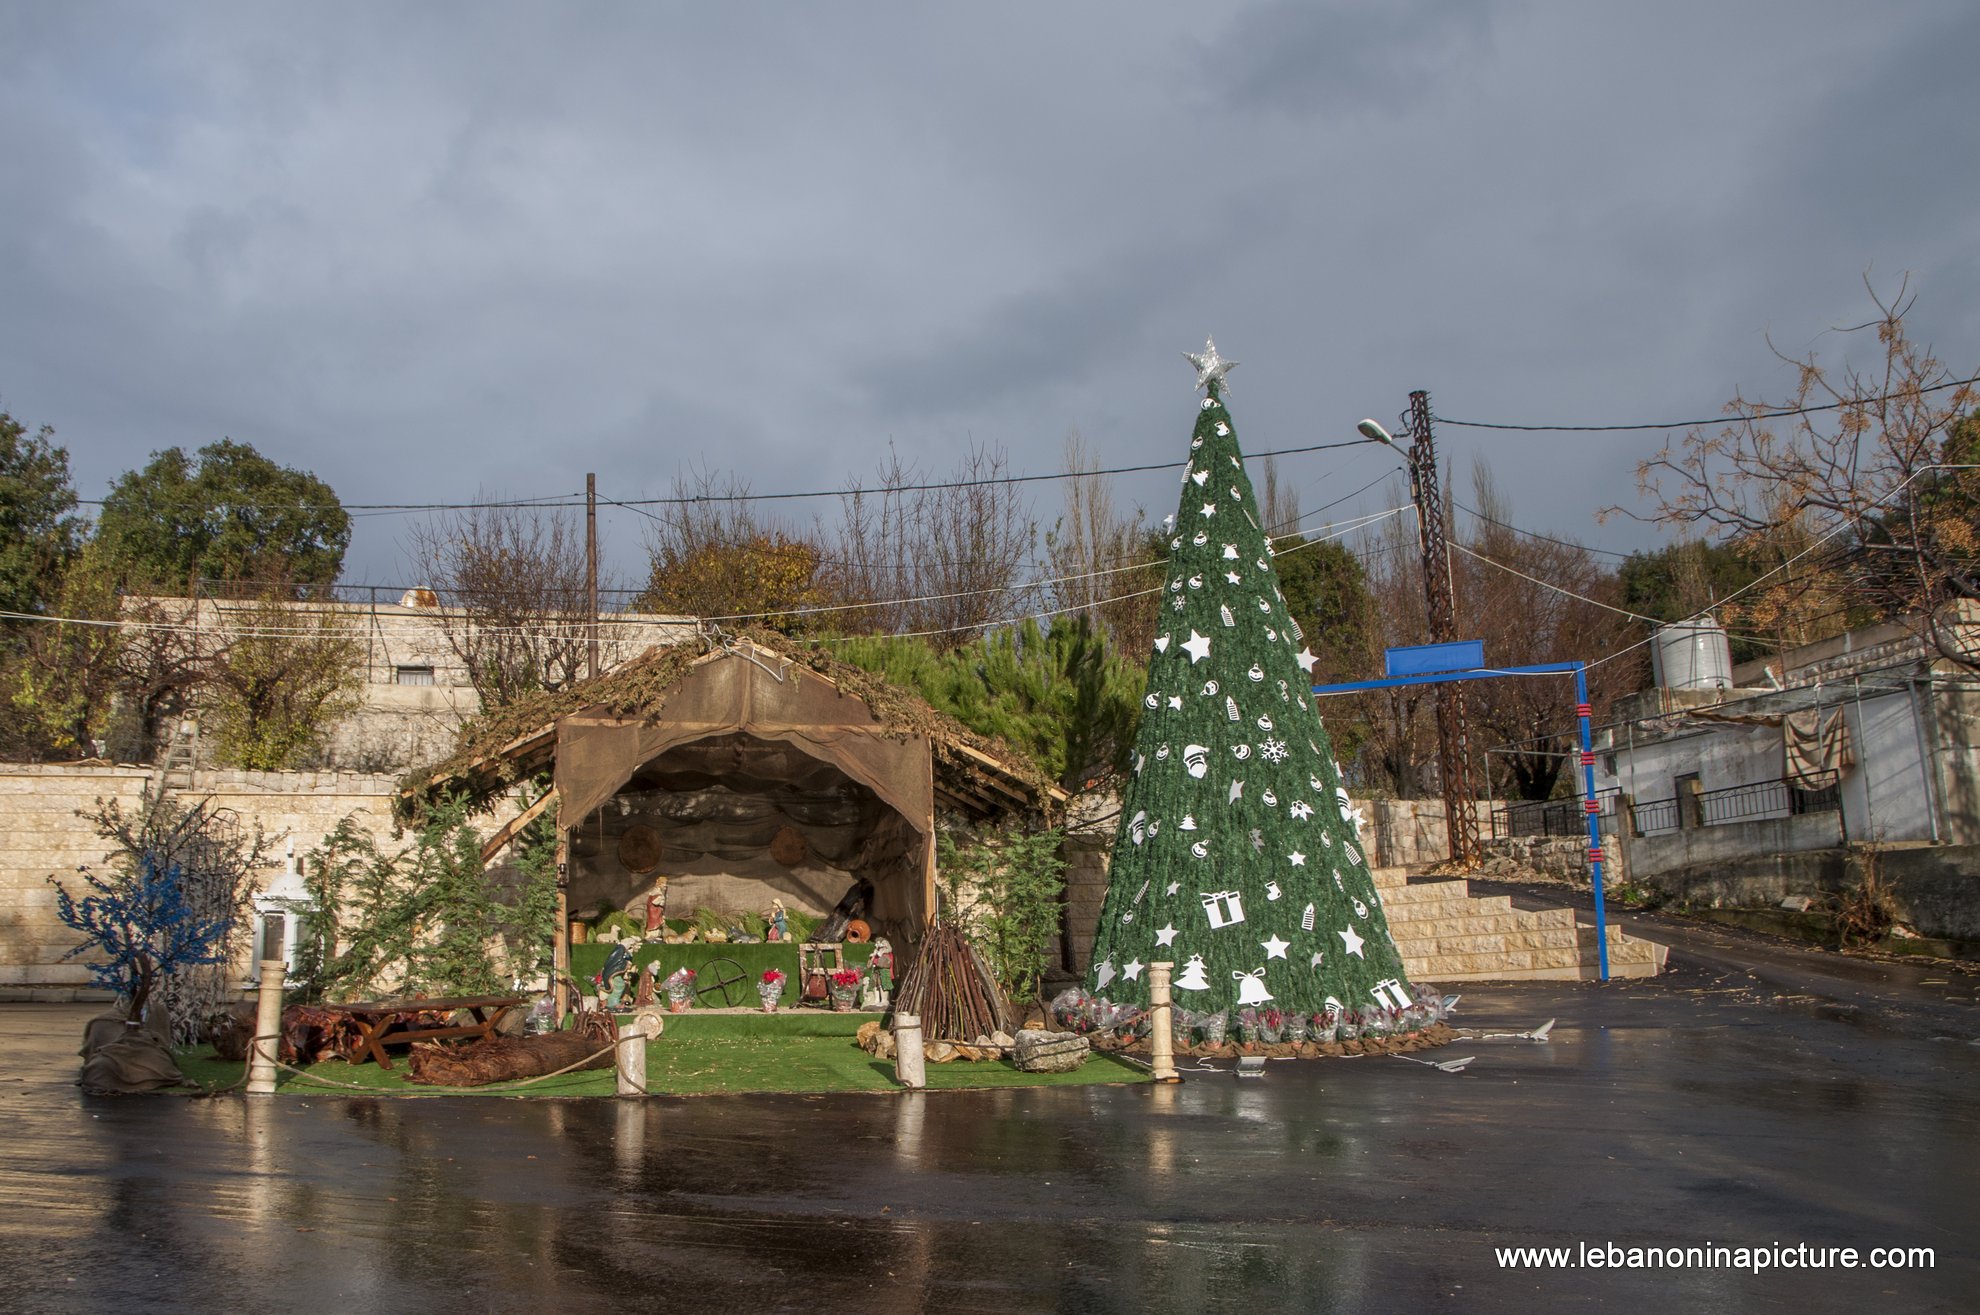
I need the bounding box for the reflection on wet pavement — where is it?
[2,959,1975,1313]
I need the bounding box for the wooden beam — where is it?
[479,788,559,865]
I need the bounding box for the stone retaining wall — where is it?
[0,764,404,1000]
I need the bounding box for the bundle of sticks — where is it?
[893,921,1013,1042]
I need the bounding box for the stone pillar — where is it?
[616,1022,646,1097]
[894,1013,926,1090]
[1148,961,1179,1083]
[246,960,285,1096]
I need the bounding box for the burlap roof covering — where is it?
[558,654,932,831]
[556,649,937,938]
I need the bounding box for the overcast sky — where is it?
[3,2,1975,589]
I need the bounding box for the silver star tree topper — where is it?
[1184,336,1237,393]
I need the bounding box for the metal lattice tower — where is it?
[1406,390,1482,867]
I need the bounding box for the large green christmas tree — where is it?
[1087,340,1417,1024]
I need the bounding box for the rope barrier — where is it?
[187,1031,641,1097]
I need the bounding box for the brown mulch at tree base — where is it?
[403,1030,614,1087]
[1092,1021,1458,1061]
[854,1019,1459,1063]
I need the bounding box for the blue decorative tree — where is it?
[52,856,232,1024]
[53,795,269,1038]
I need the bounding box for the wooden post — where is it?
[1148,961,1179,1083]
[553,814,570,1020]
[246,960,286,1095]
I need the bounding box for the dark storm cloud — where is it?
[1200,0,1493,116]
[0,2,1972,586]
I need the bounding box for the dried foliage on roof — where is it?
[400,627,1056,811]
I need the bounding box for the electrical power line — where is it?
[1433,373,1980,433]
[72,437,1375,517]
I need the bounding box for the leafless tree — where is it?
[406,501,599,709]
[1342,486,1438,796]
[825,442,1038,649]
[1458,468,1640,800]
[1620,275,1979,669]
[1042,430,1155,655]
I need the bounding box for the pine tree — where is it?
[1086,341,1418,1025]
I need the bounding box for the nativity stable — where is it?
[401,633,1062,999]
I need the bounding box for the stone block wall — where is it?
[0,765,152,997]
[1480,832,1627,887]
[0,764,405,1000]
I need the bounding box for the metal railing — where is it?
[1488,789,1619,840]
[1629,771,1841,836]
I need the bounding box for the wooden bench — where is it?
[321,994,524,1070]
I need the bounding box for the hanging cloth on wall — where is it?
[1783,706,1853,785]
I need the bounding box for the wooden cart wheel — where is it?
[694,957,749,1008]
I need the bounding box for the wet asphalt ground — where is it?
[2,927,1977,1314]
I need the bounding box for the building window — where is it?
[395,665,435,686]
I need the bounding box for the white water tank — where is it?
[1651,620,1733,692]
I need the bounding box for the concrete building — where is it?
[1589,610,1980,949]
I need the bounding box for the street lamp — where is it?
[1356,418,1403,451]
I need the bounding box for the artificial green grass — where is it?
[172,1016,1148,1097]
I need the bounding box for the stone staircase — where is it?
[1372,866,1666,982]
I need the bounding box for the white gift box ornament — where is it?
[1233,967,1274,1006]
[1201,889,1246,928]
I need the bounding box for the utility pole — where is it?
[1405,390,1481,867]
[585,472,600,681]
